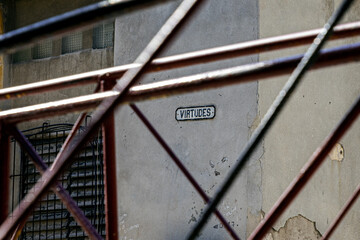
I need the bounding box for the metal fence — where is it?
[10,123,105,240]
[0,0,359,239]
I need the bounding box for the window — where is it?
[93,22,114,49]
[11,22,114,63]
[10,123,105,239]
[62,32,83,54]
[33,40,53,59]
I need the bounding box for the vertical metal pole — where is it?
[101,80,119,240]
[0,122,10,224]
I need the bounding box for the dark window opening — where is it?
[10,123,106,239]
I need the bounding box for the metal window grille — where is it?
[12,49,32,63]
[33,40,52,60]
[92,22,114,49]
[10,123,105,240]
[62,32,83,54]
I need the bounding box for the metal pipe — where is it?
[130,104,240,240]
[101,80,119,240]
[0,0,171,54]
[0,122,10,225]
[0,1,204,238]
[187,0,355,238]
[1,21,359,100]
[7,125,103,240]
[321,183,360,239]
[1,41,360,124]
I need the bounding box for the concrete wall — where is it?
[114,0,360,239]
[7,48,113,129]
[2,0,114,129]
[114,1,260,239]
[259,0,360,239]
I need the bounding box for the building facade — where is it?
[1,0,360,239]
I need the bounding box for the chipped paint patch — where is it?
[329,143,344,162]
[270,215,322,239]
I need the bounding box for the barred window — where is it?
[62,32,83,54]
[92,22,114,49]
[10,123,106,239]
[33,40,52,59]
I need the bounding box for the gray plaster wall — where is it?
[259,0,360,239]
[5,48,113,129]
[114,1,260,239]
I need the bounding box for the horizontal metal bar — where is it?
[0,0,171,54]
[1,41,359,124]
[0,91,119,123]
[188,0,355,237]
[0,21,359,101]
[0,0,202,238]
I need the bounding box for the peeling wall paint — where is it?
[267,215,322,240]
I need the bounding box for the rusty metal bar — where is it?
[187,0,355,238]
[249,95,360,239]
[130,104,240,240]
[321,183,360,239]
[101,80,119,240]
[1,41,360,124]
[0,0,171,54]
[7,125,103,240]
[0,122,10,225]
[1,21,359,101]
[0,0,204,238]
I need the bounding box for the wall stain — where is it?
[268,215,322,240]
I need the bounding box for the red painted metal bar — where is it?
[0,21,359,101]
[0,122,10,225]
[101,80,119,240]
[7,125,103,240]
[321,183,360,239]
[249,94,360,239]
[1,41,360,124]
[130,104,240,240]
[0,0,204,238]
[188,0,355,237]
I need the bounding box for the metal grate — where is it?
[62,32,83,54]
[33,40,52,59]
[93,22,114,49]
[10,123,105,239]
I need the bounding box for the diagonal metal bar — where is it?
[7,124,103,240]
[186,0,355,238]
[321,182,360,239]
[130,104,240,240]
[1,40,360,124]
[0,0,171,54]
[0,0,204,239]
[8,112,89,240]
[1,20,359,101]
[249,95,360,239]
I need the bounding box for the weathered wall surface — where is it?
[114,0,260,239]
[2,0,113,129]
[259,0,360,239]
[6,48,113,129]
